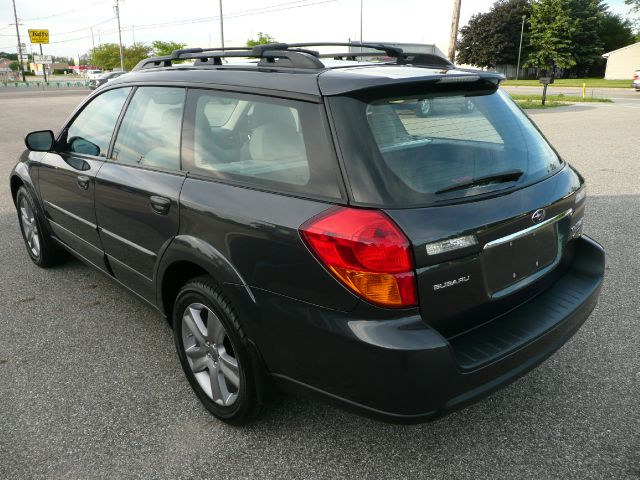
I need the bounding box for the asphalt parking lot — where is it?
[1,89,638,479]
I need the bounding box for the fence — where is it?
[1,80,90,88]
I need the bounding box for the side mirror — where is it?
[25,130,55,152]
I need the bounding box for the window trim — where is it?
[106,86,137,159]
[181,87,346,203]
[55,86,134,161]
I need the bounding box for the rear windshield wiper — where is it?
[435,169,524,195]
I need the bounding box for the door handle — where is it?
[150,196,171,215]
[77,175,90,191]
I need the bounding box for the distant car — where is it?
[392,96,476,117]
[88,71,126,90]
[633,69,639,91]
[85,69,103,80]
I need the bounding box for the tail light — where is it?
[300,207,417,308]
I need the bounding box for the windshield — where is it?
[328,88,562,207]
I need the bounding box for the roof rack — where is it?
[131,42,453,71]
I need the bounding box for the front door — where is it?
[95,86,187,302]
[38,87,132,269]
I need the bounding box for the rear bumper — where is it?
[254,235,604,422]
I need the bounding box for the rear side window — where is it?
[111,86,186,171]
[65,87,131,157]
[182,89,342,200]
[329,88,562,207]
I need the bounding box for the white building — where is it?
[602,42,640,80]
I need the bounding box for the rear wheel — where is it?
[173,276,262,424]
[16,186,66,268]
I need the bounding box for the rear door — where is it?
[95,86,187,302]
[38,87,132,269]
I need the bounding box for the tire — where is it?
[415,98,432,117]
[15,186,67,268]
[173,275,263,425]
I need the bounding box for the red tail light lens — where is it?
[300,207,418,308]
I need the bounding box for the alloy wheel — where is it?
[20,197,40,258]
[181,303,241,406]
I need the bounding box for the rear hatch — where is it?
[385,171,585,337]
[327,72,587,337]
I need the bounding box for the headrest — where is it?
[249,123,305,163]
[250,103,297,130]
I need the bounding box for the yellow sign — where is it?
[28,29,49,44]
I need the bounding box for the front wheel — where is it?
[16,186,66,268]
[173,276,263,425]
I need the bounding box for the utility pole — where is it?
[10,0,25,82]
[131,25,136,45]
[114,0,124,70]
[448,0,462,63]
[218,0,224,48]
[39,43,47,83]
[516,15,526,80]
[360,0,363,50]
[90,26,95,49]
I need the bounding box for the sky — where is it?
[0,0,636,58]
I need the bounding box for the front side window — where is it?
[65,87,131,157]
[183,90,342,199]
[111,86,186,171]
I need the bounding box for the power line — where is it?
[54,16,116,36]
[48,0,337,44]
[21,0,111,21]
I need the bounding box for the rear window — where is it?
[329,87,562,207]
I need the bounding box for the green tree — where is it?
[124,43,152,70]
[90,43,121,69]
[458,0,531,68]
[526,0,604,73]
[598,13,636,53]
[571,0,606,71]
[246,32,276,48]
[152,40,186,56]
[0,52,18,61]
[9,61,19,71]
[90,43,152,70]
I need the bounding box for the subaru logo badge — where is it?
[531,209,546,224]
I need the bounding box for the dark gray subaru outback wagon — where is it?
[10,43,605,424]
